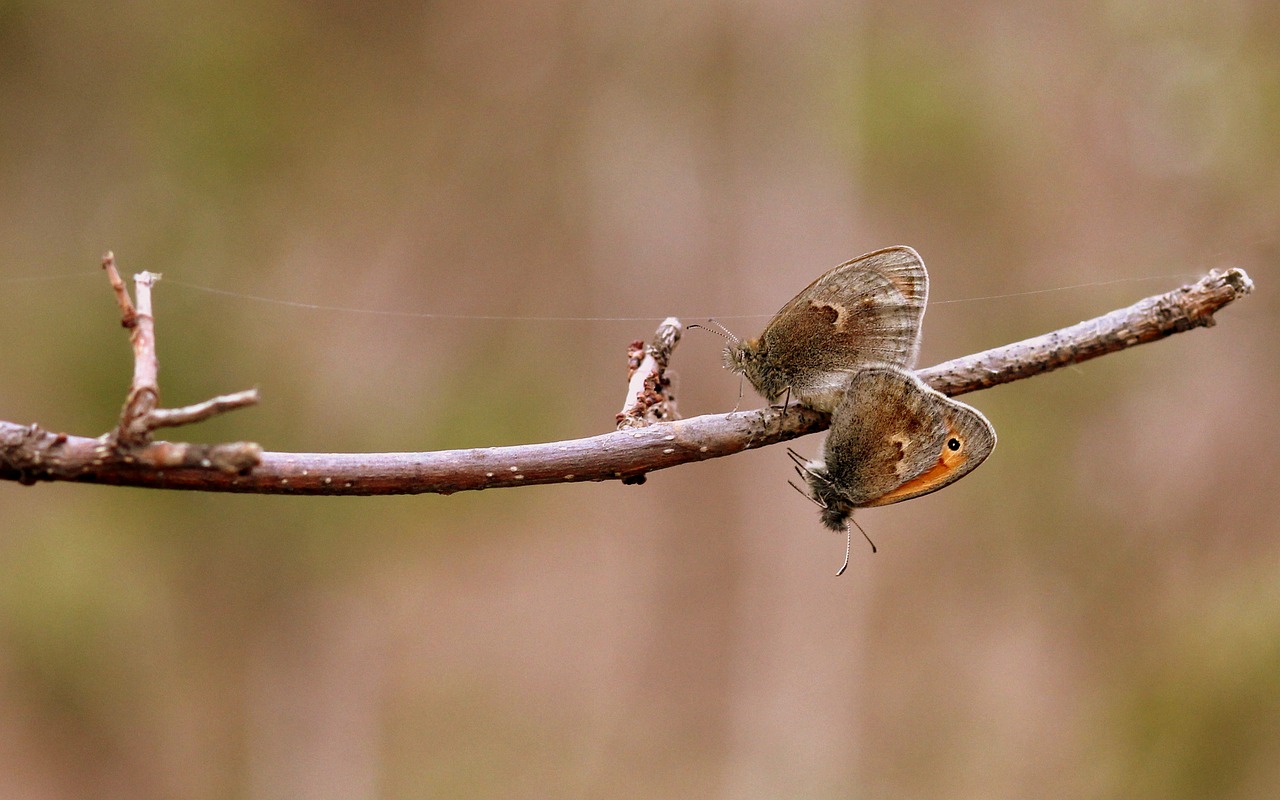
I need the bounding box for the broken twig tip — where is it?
[1221,267,1254,296]
[616,317,683,430]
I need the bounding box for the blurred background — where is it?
[1,1,1276,797]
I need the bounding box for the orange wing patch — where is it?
[866,424,970,507]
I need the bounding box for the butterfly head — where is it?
[723,337,757,372]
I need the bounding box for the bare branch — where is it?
[918,267,1255,396]
[0,266,1254,495]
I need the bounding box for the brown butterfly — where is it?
[722,246,927,412]
[790,365,997,572]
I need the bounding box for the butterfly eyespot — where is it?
[947,438,961,452]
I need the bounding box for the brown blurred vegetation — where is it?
[1,1,1277,798]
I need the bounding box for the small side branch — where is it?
[617,316,682,430]
[99,252,261,456]
[146,390,261,430]
[104,254,162,446]
[0,265,1255,494]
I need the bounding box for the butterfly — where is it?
[721,245,927,412]
[789,365,997,573]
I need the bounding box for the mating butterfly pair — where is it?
[717,247,996,574]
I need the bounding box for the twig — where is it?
[102,251,138,325]
[80,252,263,473]
[918,267,1255,396]
[107,256,162,446]
[617,316,681,430]
[146,390,262,430]
[98,252,261,458]
[0,266,1254,494]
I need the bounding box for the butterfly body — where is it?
[726,246,928,413]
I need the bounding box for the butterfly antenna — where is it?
[852,517,877,554]
[837,523,852,576]
[786,449,830,486]
[687,319,739,344]
[787,478,825,508]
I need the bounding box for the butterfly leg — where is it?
[770,385,793,416]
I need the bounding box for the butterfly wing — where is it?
[755,246,928,411]
[821,366,996,508]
